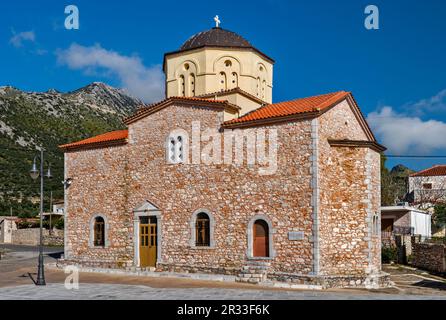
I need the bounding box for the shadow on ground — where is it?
[413,279,446,291]
[48,252,63,259]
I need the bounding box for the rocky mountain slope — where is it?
[381,160,415,206]
[0,82,142,216]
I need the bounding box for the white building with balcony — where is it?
[408,165,446,206]
[381,205,431,237]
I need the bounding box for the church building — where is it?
[59,18,389,288]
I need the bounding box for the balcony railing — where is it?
[413,189,446,202]
[381,226,414,239]
[394,226,414,235]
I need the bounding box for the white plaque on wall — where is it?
[289,231,304,241]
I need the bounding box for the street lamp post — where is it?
[30,148,52,286]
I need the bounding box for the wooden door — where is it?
[381,219,394,232]
[139,217,157,267]
[253,220,269,257]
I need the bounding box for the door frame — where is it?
[247,214,275,260]
[253,219,269,257]
[133,201,162,267]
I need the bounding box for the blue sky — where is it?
[2,0,446,170]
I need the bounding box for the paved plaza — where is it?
[1,283,446,300]
[1,244,446,300]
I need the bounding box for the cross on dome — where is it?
[214,15,221,28]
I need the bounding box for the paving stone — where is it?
[1,283,442,300]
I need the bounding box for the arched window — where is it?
[179,75,185,97]
[262,80,266,99]
[94,216,105,247]
[195,212,210,247]
[219,72,227,91]
[253,219,269,257]
[372,213,380,236]
[230,72,238,89]
[167,134,187,164]
[189,73,195,96]
[256,77,261,96]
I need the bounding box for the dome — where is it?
[180,27,253,51]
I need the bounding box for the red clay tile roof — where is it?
[223,91,350,126]
[197,87,267,104]
[410,165,446,177]
[138,96,230,111]
[124,96,239,125]
[59,130,128,150]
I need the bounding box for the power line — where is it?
[385,155,446,158]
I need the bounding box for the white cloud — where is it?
[56,43,164,103]
[409,89,446,115]
[9,30,36,47]
[367,106,446,154]
[35,49,48,56]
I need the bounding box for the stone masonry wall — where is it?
[64,98,383,284]
[65,144,133,267]
[65,103,315,274]
[317,99,381,276]
[368,148,382,272]
[128,105,315,274]
[393,212,411,228]
[12,228,63,246]
[412,243,446,273]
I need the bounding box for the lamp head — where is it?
[30,158,39,180]
[46,164,52,179]
[62,178,72,189]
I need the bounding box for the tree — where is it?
[381,156,414,206]
[381,155,393,206]
[433,204,446,230]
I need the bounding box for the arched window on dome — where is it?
[256,77,261,97]
[219,72,227,91]
[179,75,185,97]
[230,72,238,89]
[189,73,196,97]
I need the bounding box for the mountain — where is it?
[390,164,414,177]
[66,82,142,115]
[381,161,415,206]
[0,82,142,216]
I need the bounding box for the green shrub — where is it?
[382,246,397,263]
[54,218,64,230]
[42,220,50,229]
[17,221,31,229]
[433,204,446,229]
[430,237,446,244]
